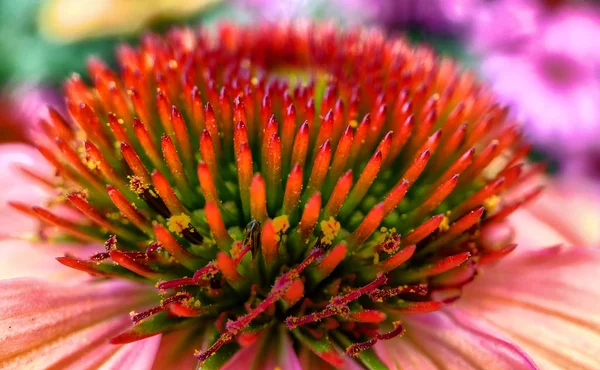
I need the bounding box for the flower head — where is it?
[10,23,546,368]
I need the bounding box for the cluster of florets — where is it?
[13,23,540,368]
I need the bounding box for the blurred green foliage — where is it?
[0,0,234,87]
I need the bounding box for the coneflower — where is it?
[11,23,543,368]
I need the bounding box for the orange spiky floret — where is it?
[14,23,540,368]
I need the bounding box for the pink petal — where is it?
[517,180,600,247]
[507,174,600,248]
[458,246,600,369]
[375,310,536,370]
[0,278,154,365]
[221,339,262,370]
[0,144,54,238]
[261,328,302,370]
[97,335,162,370]
[2,315,129,370]
[0,239,98,281]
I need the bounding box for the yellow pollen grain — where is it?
[129,176,149,195]
[320,217,340,245]
[222,333,234,341]
[168,59,178,69]
[167,214,191,235]
[484,195,501,213]
[106,212,121,220]
[349,119,358,128]
[273,215,290,241]
[86,160,100,170]
[251,77,259,86]
[439,216,450,232]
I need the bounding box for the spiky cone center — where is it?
[17,23,540,368]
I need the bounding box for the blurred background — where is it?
[1,0,599,187]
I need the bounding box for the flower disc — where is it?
[15,22,541,368]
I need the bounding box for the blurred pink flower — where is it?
[473,2,600,176]
[234,0,477,32]
[468,0,542,54]
[349,0,477,34]
[1,143,599,369]
[233,0,372,23]
[0,85,61,144]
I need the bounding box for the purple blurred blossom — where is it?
[476,2,600,159]
[352,0,477,34]
[469,0,542,53]
[232,0,374,24]
[233,0,477,33]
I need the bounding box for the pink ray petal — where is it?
[2,314,129,370]
[375,311,536,369]
[97,335,162,370]
[221,338,262,370]
[0,239,99,281]
[261,328,302,370]
[515,181,600,247]
[0,278,155,363]
[0,144,55,238]
[457,246,600,369]
[506,173,600,248]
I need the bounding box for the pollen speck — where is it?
[439,216,450,232]
[86,160,100,170]
[167,214,191,235]
[129,176,149,195]
[273,215,290,238]
[484,195,501,213]
[321,217,340,245]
